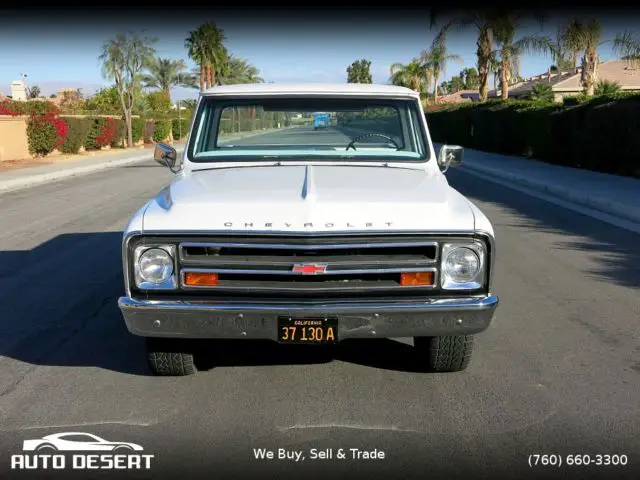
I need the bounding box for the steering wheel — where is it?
[346,133,400,151]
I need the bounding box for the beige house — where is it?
[489,60,640,102]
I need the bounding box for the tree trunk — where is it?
[200,63,205,92]
[477,27,493,102]
[501,63,509,100]
[207,64,213,89]
[125,110,133,148]
[581,49,599,96]
[433,73,439,104]
[210,65,216,88]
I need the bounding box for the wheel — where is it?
[414,335,474,372]
[146,338,197,376]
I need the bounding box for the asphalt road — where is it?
[225,124,399,148]
[0,138,639,480]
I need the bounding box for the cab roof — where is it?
[200,82,419,98]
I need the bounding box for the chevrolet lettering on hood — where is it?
[221,221,394,229]
[118,83,499,377]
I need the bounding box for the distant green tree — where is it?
[217,56,264,84]
[449,75,465,92]
[84,86,121,113]
[460,67,479,89]
[389,59,431,93]
[347,59,373,83]
[140,57,194,101]
[99,32,157,146]
[28,85,41,99]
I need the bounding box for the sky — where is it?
[1,9,638,102]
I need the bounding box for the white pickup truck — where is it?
[118,83,499,376]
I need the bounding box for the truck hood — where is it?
[141,164,476,233]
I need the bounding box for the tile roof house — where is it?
[437,90,479,104]
[489,60,640,102]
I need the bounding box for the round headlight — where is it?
[138,248,174,284]
[443,247,480,283]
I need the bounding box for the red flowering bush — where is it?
[0,101,19,116]
[26,112,69,156]
[96,117,117,146]
[85,117,118,150]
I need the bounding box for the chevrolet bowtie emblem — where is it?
[292,263,328,275]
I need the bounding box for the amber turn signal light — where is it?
[400,271,435,286]
[184,272,219,287]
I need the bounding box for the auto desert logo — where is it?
[10,431,154,471]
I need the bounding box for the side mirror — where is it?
[153,143,180,173]
[437,145,464,173]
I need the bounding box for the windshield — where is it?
[187,96,429,163]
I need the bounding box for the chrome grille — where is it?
[176,237,439,295]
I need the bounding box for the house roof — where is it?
[202,83,419,98]
[493,60,640,97]
[553,60,640,90]
[438,90,477,103]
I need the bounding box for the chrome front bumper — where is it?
[118,295,499,340]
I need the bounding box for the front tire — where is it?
[414,335,474,372]
[146,338,197,376]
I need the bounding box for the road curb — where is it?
[0,148,182,195]
[460,163,640,225]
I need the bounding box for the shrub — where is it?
[26,113,68,156]
[131,118,145,143]
[172,118,189,140]
[153,120,172,142]
[530,83,555,103]
[111,119,126,148]
[0,101,19,116]
[594,80,622,96]
[84,117,117,150]
[2,99,59,116]
[60,117,91,154]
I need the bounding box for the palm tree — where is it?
[389,59,432,94]
[218,56,264,84]
[185,27,207,91]
[492,14,555,99]
[560,18,584,73]
[421,25,463,104]
[140,57,195,100]
[551,25,574,72]
[577,20,602,97]
[200,22,229,88]
[430,9,545,102]
[612,30,640,69]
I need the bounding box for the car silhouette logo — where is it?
[292,263,328,275]
[22,432,144,452]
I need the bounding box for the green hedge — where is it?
[153,120,171,142]
[131,118,145,143]
[111,119,126,148]
[172,118,189,140]
[4,100,60,116]
[26,118,58,156]
[426,94,640,177]
[60,117,91,154]
[84,118,106,150]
